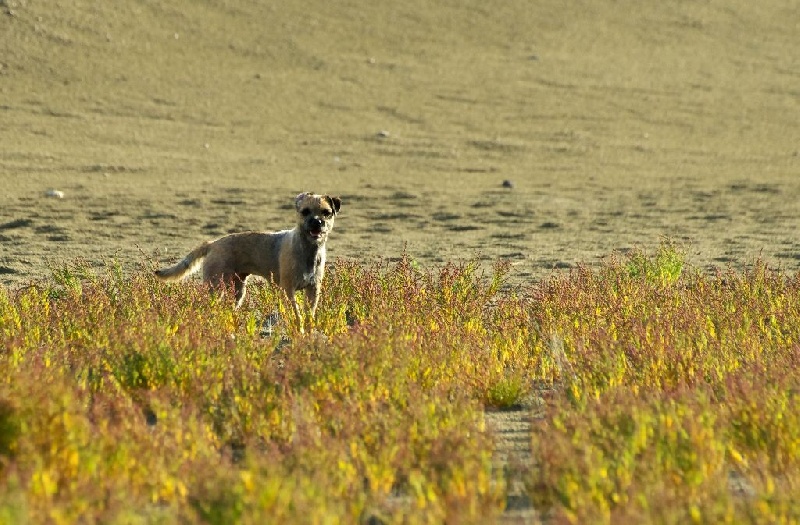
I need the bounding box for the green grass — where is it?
[1,246,800,523]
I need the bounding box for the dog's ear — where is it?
[295,192,311,211]
[327,196,342,214]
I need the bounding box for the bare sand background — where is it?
[1,0,798,289]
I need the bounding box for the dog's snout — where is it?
[309,217,323,229]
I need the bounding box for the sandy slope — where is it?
[1,0,798,288]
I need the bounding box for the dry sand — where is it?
[1,0,798,288]
[1,1,798,520]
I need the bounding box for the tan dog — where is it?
[155,192,341,327]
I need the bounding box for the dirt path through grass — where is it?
[486,409,539,523]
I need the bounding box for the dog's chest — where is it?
[299,250,325,287]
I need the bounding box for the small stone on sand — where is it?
[45,189,65,198]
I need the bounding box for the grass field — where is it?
[1,247,800,523]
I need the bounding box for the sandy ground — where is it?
[1,0,798,289]
[1,1,798,520]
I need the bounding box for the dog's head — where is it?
[294,192,341,244]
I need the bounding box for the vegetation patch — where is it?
[1,245,799,523]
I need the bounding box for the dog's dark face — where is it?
[294,192,341,243]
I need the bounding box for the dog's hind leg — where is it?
[233,273,250,308]
[202,268,248,308]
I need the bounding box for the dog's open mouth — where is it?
[308,227,323,238]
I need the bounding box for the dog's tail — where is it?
[155,241,211,281]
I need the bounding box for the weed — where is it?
[625,242,685,285]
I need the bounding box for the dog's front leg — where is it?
[288,291,305,333]
[304,285,320,328]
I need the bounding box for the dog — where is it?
[155,192,341,328]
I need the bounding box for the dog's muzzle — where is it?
[307,218,325,238]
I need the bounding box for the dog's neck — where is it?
[294,228,326,267]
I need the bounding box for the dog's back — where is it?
[201,230,286,282]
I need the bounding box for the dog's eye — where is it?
[300,208,311,217]
[321,209,332,217]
